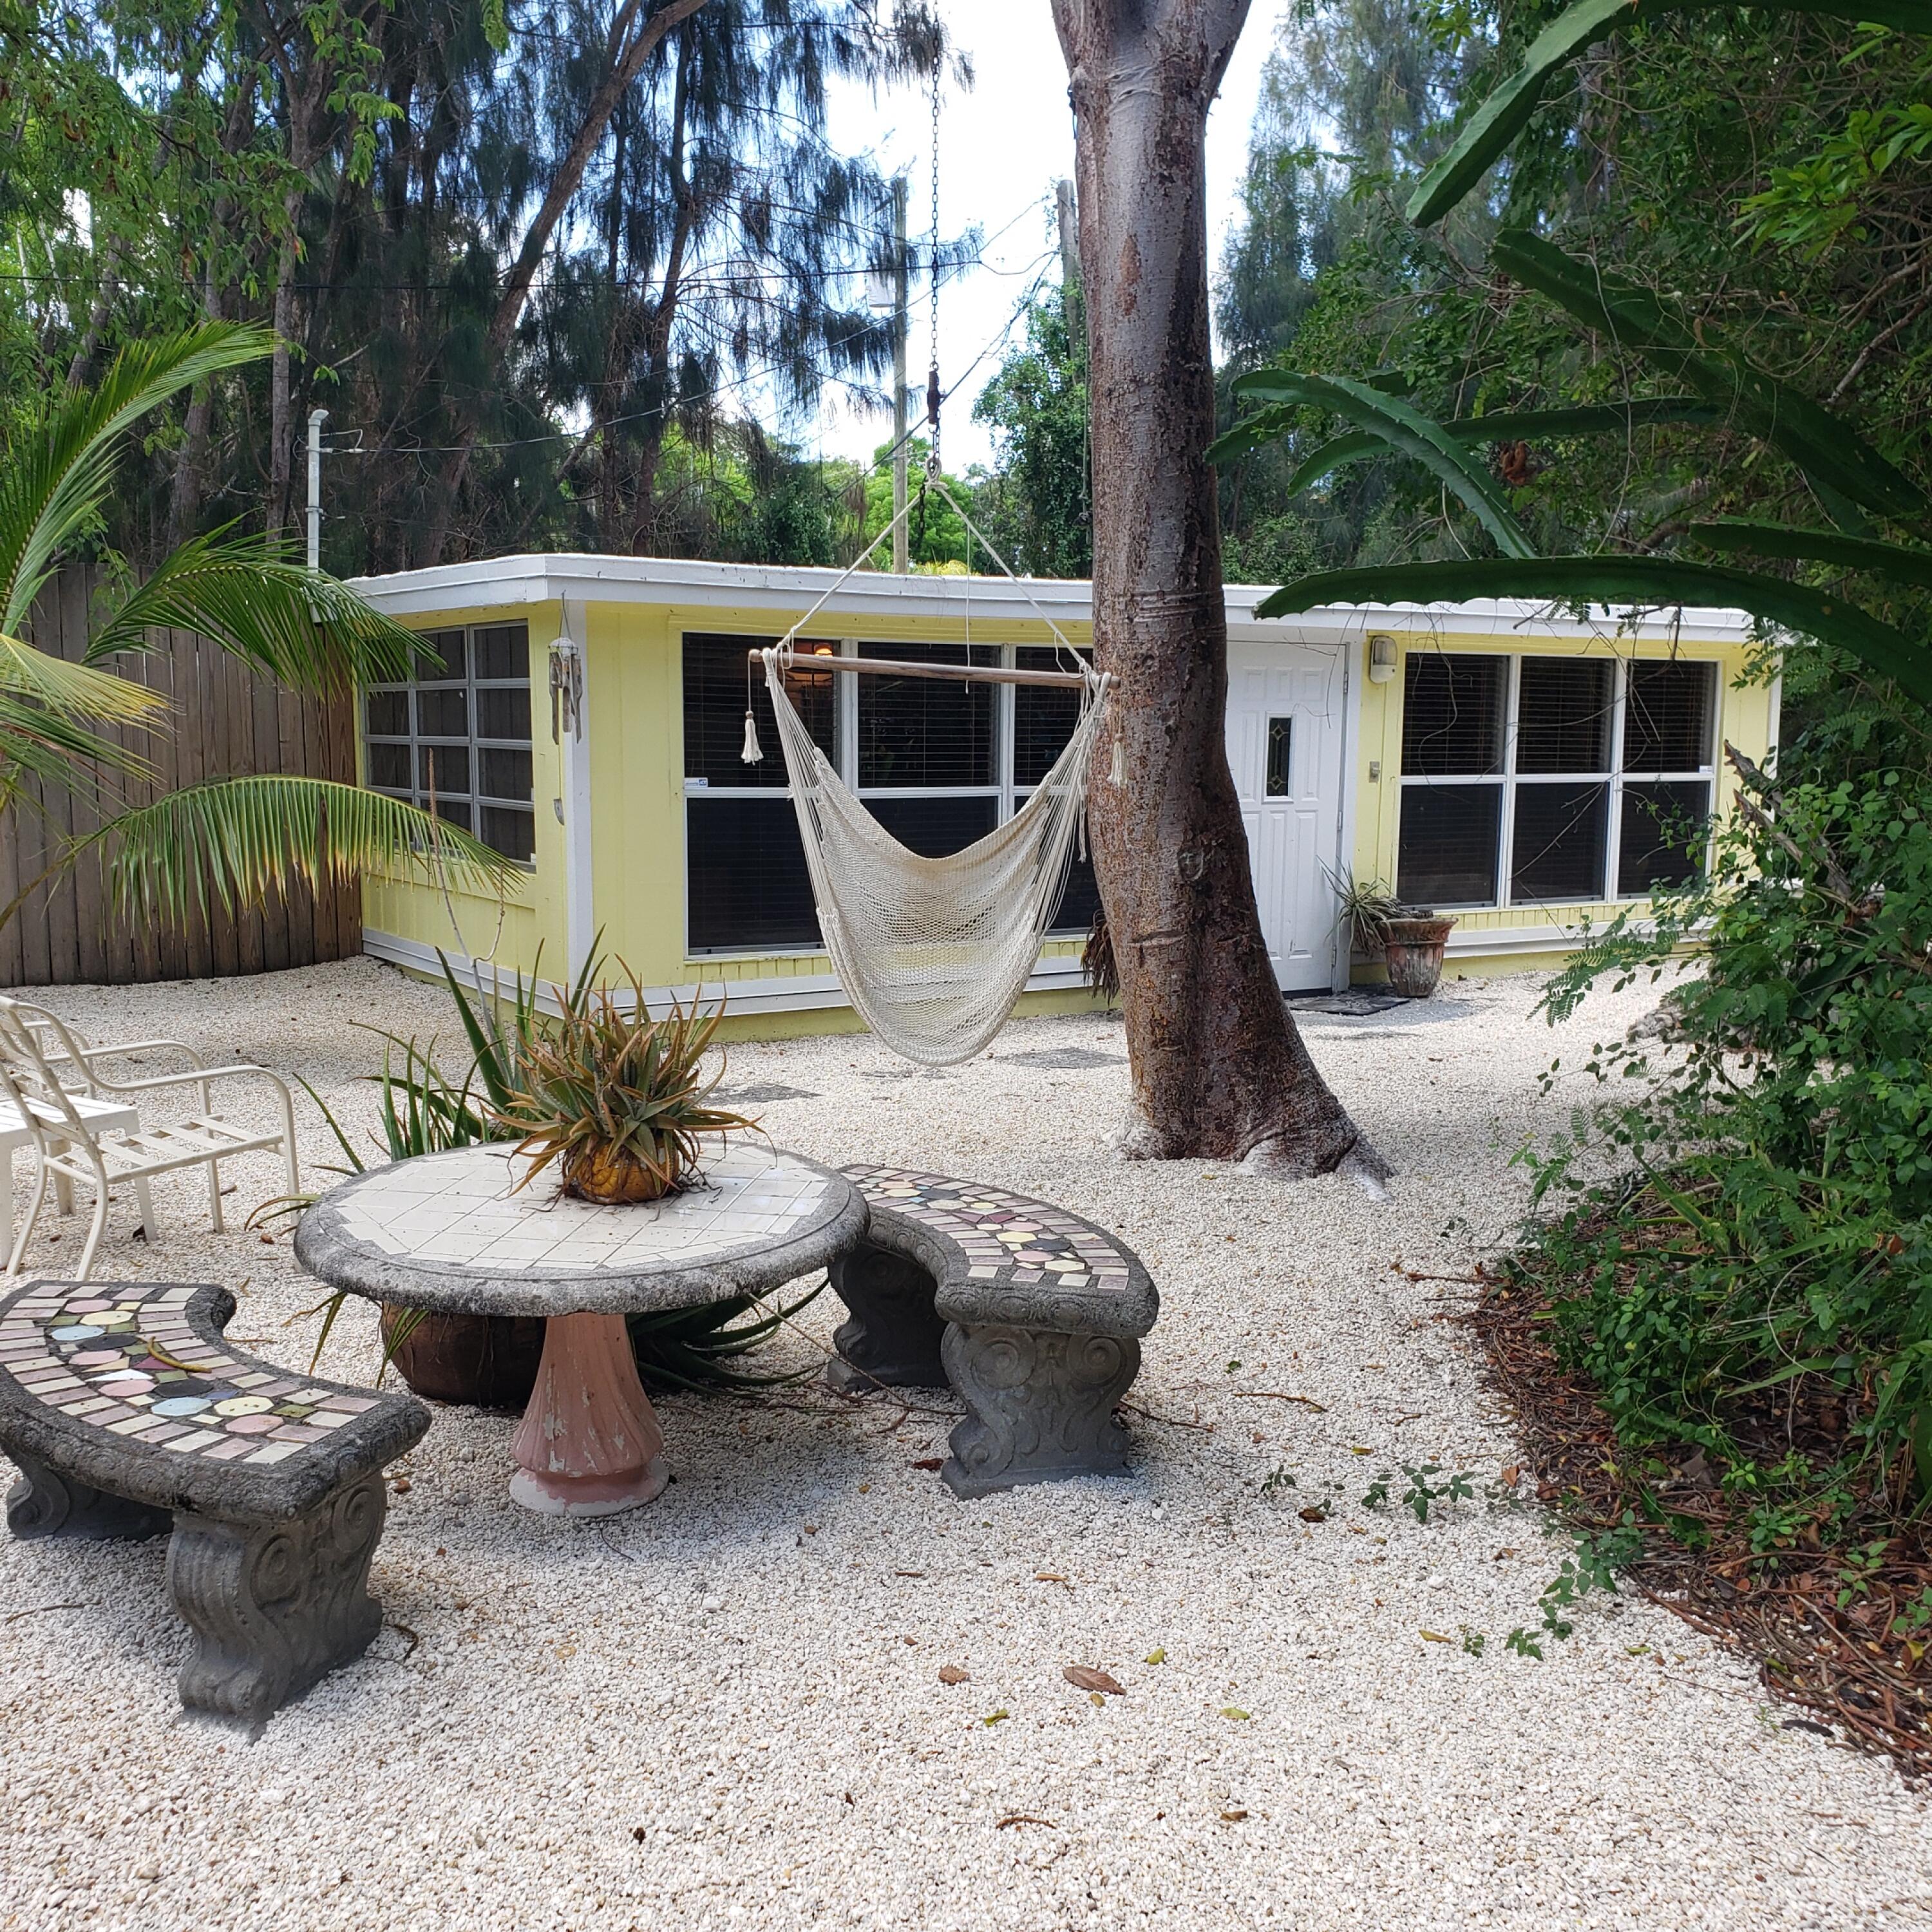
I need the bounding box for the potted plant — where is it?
[489,962,757,1203]
[1331,871,1459,999]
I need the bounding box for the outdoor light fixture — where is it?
[1368,634,1399,683]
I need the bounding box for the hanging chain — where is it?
[926,62,942,479]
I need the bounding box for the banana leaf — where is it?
[1213,373,1537,558]
[1687,520,1932,589]
[1254,554,1932,706]
[1406,0,1929,227]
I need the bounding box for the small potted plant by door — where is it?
[1334,873,1459,999]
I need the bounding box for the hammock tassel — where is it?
[1109,734,1125,787]
[741,709,763,764]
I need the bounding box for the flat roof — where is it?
[347,550,1754,644]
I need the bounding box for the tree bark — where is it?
[1052,0,1385,1184]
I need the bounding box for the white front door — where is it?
[1225,638,1347,993]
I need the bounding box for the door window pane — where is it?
[366,743,411,791]
[683,634,835,789]
[1511,782,1609,903]
[1619,781,1712,895]
[687,798,822,952]
[419,630,466,681]
[473,625,530,679]
[1516,658,1612,773]
[366,690,408,737]
[477,687,531,741]
[1402,654,1506,776]
[418,745,469,798]
[415,687,468,737]
[1397,784,1502,906]
[479,748,533,802]
[1265,717,1293,797]
[1624,660,1715,772]
[857,642,999,788]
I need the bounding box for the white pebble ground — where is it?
[1,958,1926,1931]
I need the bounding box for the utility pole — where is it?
[306,407,329,571]
[892,175,909,574]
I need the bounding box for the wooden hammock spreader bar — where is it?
[750,648,1088,690]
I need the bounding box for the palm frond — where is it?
[83,527,425,692]
[0,630,169,726]
[0,323,274,634]
[79,775,523,927]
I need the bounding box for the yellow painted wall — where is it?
[1349,627,1774,981]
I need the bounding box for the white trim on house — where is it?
[348,551,1755,648]
[361,927,1090,1019]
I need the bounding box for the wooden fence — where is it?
[0,567,361,987]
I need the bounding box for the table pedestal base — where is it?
[509,1312,668,1519]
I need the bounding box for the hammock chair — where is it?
[751,629,1109,1066]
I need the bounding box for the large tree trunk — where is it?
[1052,0,1385,1184]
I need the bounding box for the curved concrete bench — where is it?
[831,1166,1159,1499]
[0,1279,428,1728]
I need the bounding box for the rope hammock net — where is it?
[753,632,1108,1066]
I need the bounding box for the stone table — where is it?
[295,1143,866,1518]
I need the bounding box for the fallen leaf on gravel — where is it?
[911,1458,944,1471]
[1298,1506,1327,1524]
[630,1826,647,1842]
[1419,1630,1452,1644]
[938,1665,969,1685]
[996,1814,1055,1830]
[1144,1649,1166,1665]
[857,1482,871,1493]
[1500,1464,1520,1486]
[1034,1571,1068,1584]
[1221,1810,1249,1823]
[1088,1692,1105,1708]
[1348,1446,1374,1456]
[1065,1666,1126,1696]
[983,1709,1010,1726]
[392,1477,412,1494]
[1220,1707,1251,1721]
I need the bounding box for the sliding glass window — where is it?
[1396,652,1716,911]
[683,635,1097,954]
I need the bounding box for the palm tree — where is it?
[0,323,519,936]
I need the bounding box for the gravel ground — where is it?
[0,956,1926,1932]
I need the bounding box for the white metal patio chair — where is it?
[0,997,300,1282]
[0,1001,220,1233]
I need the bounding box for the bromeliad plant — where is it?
[488,958,757,1205]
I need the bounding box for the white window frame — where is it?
[362,621,537,869]
[1396,652,1718,911]
[681,635,1093,958]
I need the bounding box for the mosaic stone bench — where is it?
[831,1166,1159,1499]
[0,1280,429,1728]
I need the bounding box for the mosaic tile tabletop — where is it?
[298,1142,866,1318]
[0,1282,379,1466]
[842,1166,1137,1296]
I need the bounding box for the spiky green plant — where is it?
[489,958,758,1204]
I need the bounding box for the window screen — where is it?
[1397,786,1501,907]
[1516,659,1613,773]
[1013,647,1093,786]
[857,641,999,788]
[1511,782,1610,903]
[866,795,999,856]
[1619,781,1711,895]
[686,798,822,952]
[1624,660,1714,772]
[1401,654,1506,776]
[683,634,836,789]
[364,622,535,862]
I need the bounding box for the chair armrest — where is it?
[66,1037,209,1074]
[80,1063,292,1101]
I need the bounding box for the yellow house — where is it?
[345,554,1774,1031]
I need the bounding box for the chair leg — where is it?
[207,1159,224,1233]
[75,1178,110,1283]
[134,1175,160,1244]
[48,1139,73,1218]
[0,1151,12,1254]
[7,1157,48,1279]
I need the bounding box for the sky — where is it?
[809,1,1284,475]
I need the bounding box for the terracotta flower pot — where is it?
[381,1305,546,1410]
[561,1140,676,1205]
[1381,915,1458,999]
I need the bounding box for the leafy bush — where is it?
[1517,751,1932,1502]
